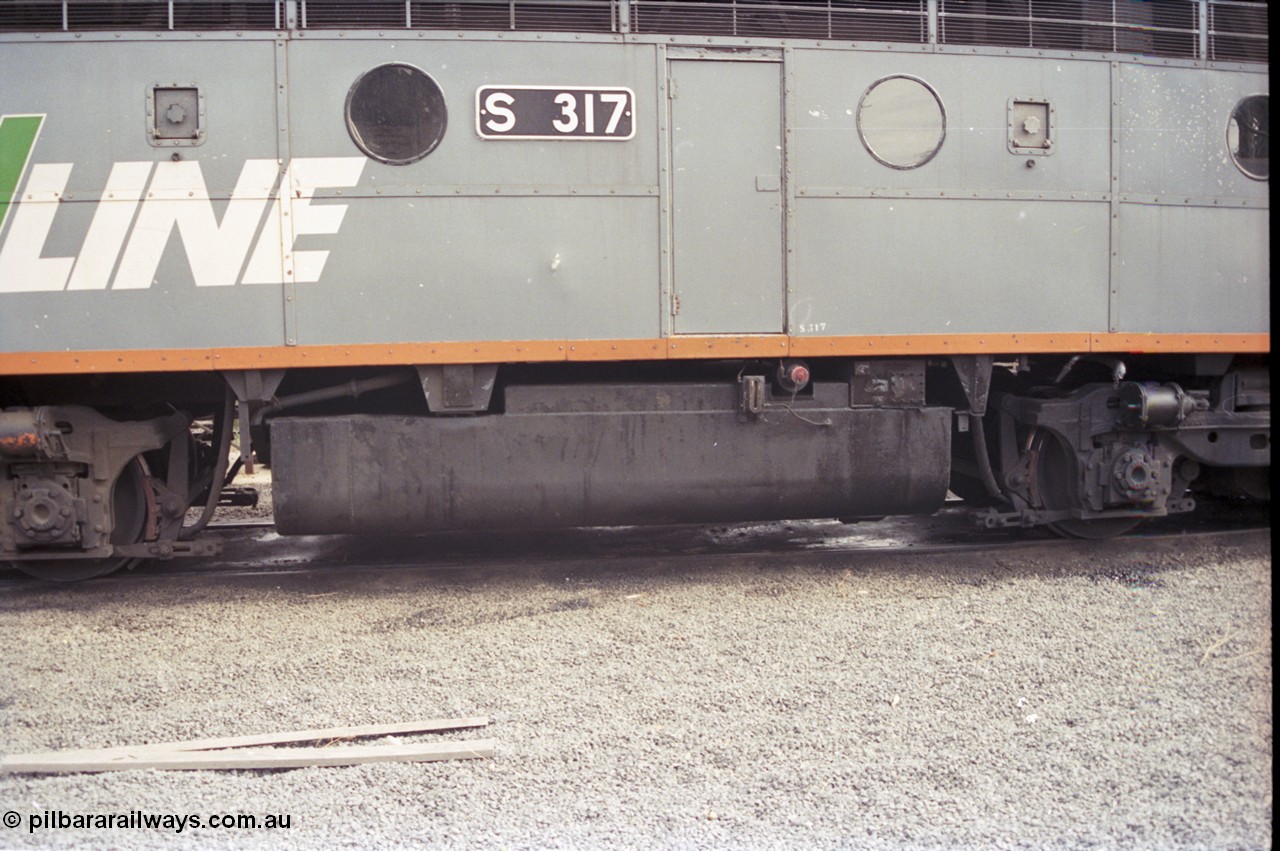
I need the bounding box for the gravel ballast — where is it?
[0,528,1271,849]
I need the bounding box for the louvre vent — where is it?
[1209,0,1268,62]
[511,1,616,33]
[630,1,926,41]
[409,1,510,31]
[0,0,64,30]
[1114,0,1199,59]
[304,0,406,28]
[939,0,1201,60]
[406,1,616,33]
[173,2,279,29]
[67,0,170,30]
[0,0,1267,65]
[829,1,928,42]
[0,1,280,31]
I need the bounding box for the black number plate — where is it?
[476,86,636,140]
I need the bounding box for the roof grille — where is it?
[300,2,620,33]
[303,1,404,28]
[1114,0,1199,58]
[630,1,927,41]
[939,0,1201,60]
[510,1,616,33]
[409,1,510,30]
[0,1,281,31]
[67,0,171,30]
[1209,0,1268,62]
[0,0,1267,65]
[173,2,279,29]
[0,0,64,30]
[407,1,617,33]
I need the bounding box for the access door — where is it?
[669,59,784,334]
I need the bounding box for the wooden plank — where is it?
[0,739,496,774]
[1,717,489,763]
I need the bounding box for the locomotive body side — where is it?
[0,0,1269,578]
[1,33,1268,358]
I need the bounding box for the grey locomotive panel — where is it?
[303,196,661,344]
[1,38,289,350]
[0,36,1269,354]
[1114,63,1270,333]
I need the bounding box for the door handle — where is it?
[755,175,781,192]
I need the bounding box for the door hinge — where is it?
[672,294,681,315]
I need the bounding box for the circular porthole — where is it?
[345,63,447,165]
[1227,94,1268,180]
[857,75,946,170]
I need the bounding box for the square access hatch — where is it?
[1008,97,1053,155]
[148,84,205,146]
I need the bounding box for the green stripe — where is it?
[0,114,45,237]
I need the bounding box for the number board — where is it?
[476,86,636,140]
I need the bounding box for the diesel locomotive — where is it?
[0,0,1269,579]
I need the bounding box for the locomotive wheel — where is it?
[1034,434,1141,540]
[12,457,151,581]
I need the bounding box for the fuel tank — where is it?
[270,381,951,534]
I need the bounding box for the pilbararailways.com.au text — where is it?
[5,809,292,834]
